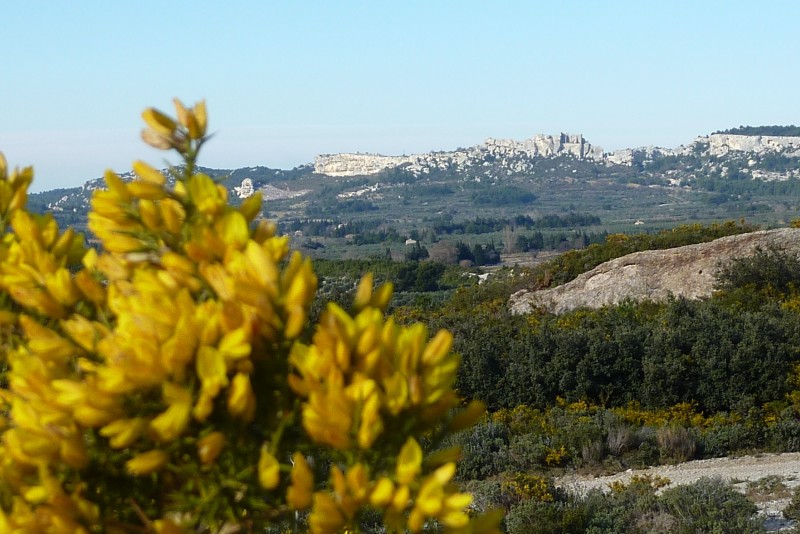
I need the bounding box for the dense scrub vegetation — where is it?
[471,186,537,206]
[442,297,799,412]
[430,213,601,236]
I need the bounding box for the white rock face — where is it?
[509,228,800,315]
[606,134,800,166]
[313,154,417,177]
[705,134,800,157]
[233,178,255,198]
[484,133,603,159]
[313,133,604,176]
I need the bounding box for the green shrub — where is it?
[700,422,762,457]
[659,477,764,533]
[766,410,800,452]
[452,421,514,480]
[508,431,552,470]
[505,499,590,534]
[715,245,800,296]
[462,479,506,513]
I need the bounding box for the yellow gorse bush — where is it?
[0,100,501,533]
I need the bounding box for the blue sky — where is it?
[2,1,799,192]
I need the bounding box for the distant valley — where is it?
[30,125,800,261]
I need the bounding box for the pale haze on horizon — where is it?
[2,1,798,192]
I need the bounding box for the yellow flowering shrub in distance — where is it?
[0,100,501,533]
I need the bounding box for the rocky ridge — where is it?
[509,228,800,315]
[315,133,800,177]
[314,133,603,177]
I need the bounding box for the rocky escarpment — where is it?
[314,133,603,176]
[602,134,800,166]
[509,228,800,315]
[314,130,800,178]
[706,133,800,157]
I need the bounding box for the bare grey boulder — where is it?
[509,228,800,315]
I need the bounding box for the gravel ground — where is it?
[555,452,800,532]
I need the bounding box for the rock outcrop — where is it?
[509,228,800,315]
[606,134,800,166]
[314,131,800,177]
[484,133,604,160]
[313,154,418,177]
[313,133,603,176]
[706,134,800,157]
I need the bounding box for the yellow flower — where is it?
[44,268,81,306]
[150,383,192,441]
[239,192,263,222]
[369,477,394,507]
[345,463,369,503]
[197,431,225,465]
[73,404,118,427]
[200,262,235,300]
[355,388,382,449]
[309,492,345,534]
[192,100,208,137]
[227,372,256,422]
[396,438,422,485]
[126,450,168,475]
[390,484,410,513]
[172,98,206,140]
[141,107,182,151]
[196,346,228,397]
[258,447,280,490]
[371,282,393,311]
[132,160,167,185]
[217,327,251,362]
[214,211,249,249]
[20,315,76,361]
[192,392,215,422]
[287,452,314,510]
[127,180,167,201]
[422,330,452,366]
[142,108,177,137]
[187,174,224,216]
[353,273,374,311]
[302,382,352,450]
[160,198,186,234]
[99,418,146,449]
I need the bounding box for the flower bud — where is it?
[126,449,168,475]
[197,431,226,465]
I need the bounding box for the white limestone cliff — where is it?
[313,132,800,177]
[314,133,604,176]
[705,134,800,157]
